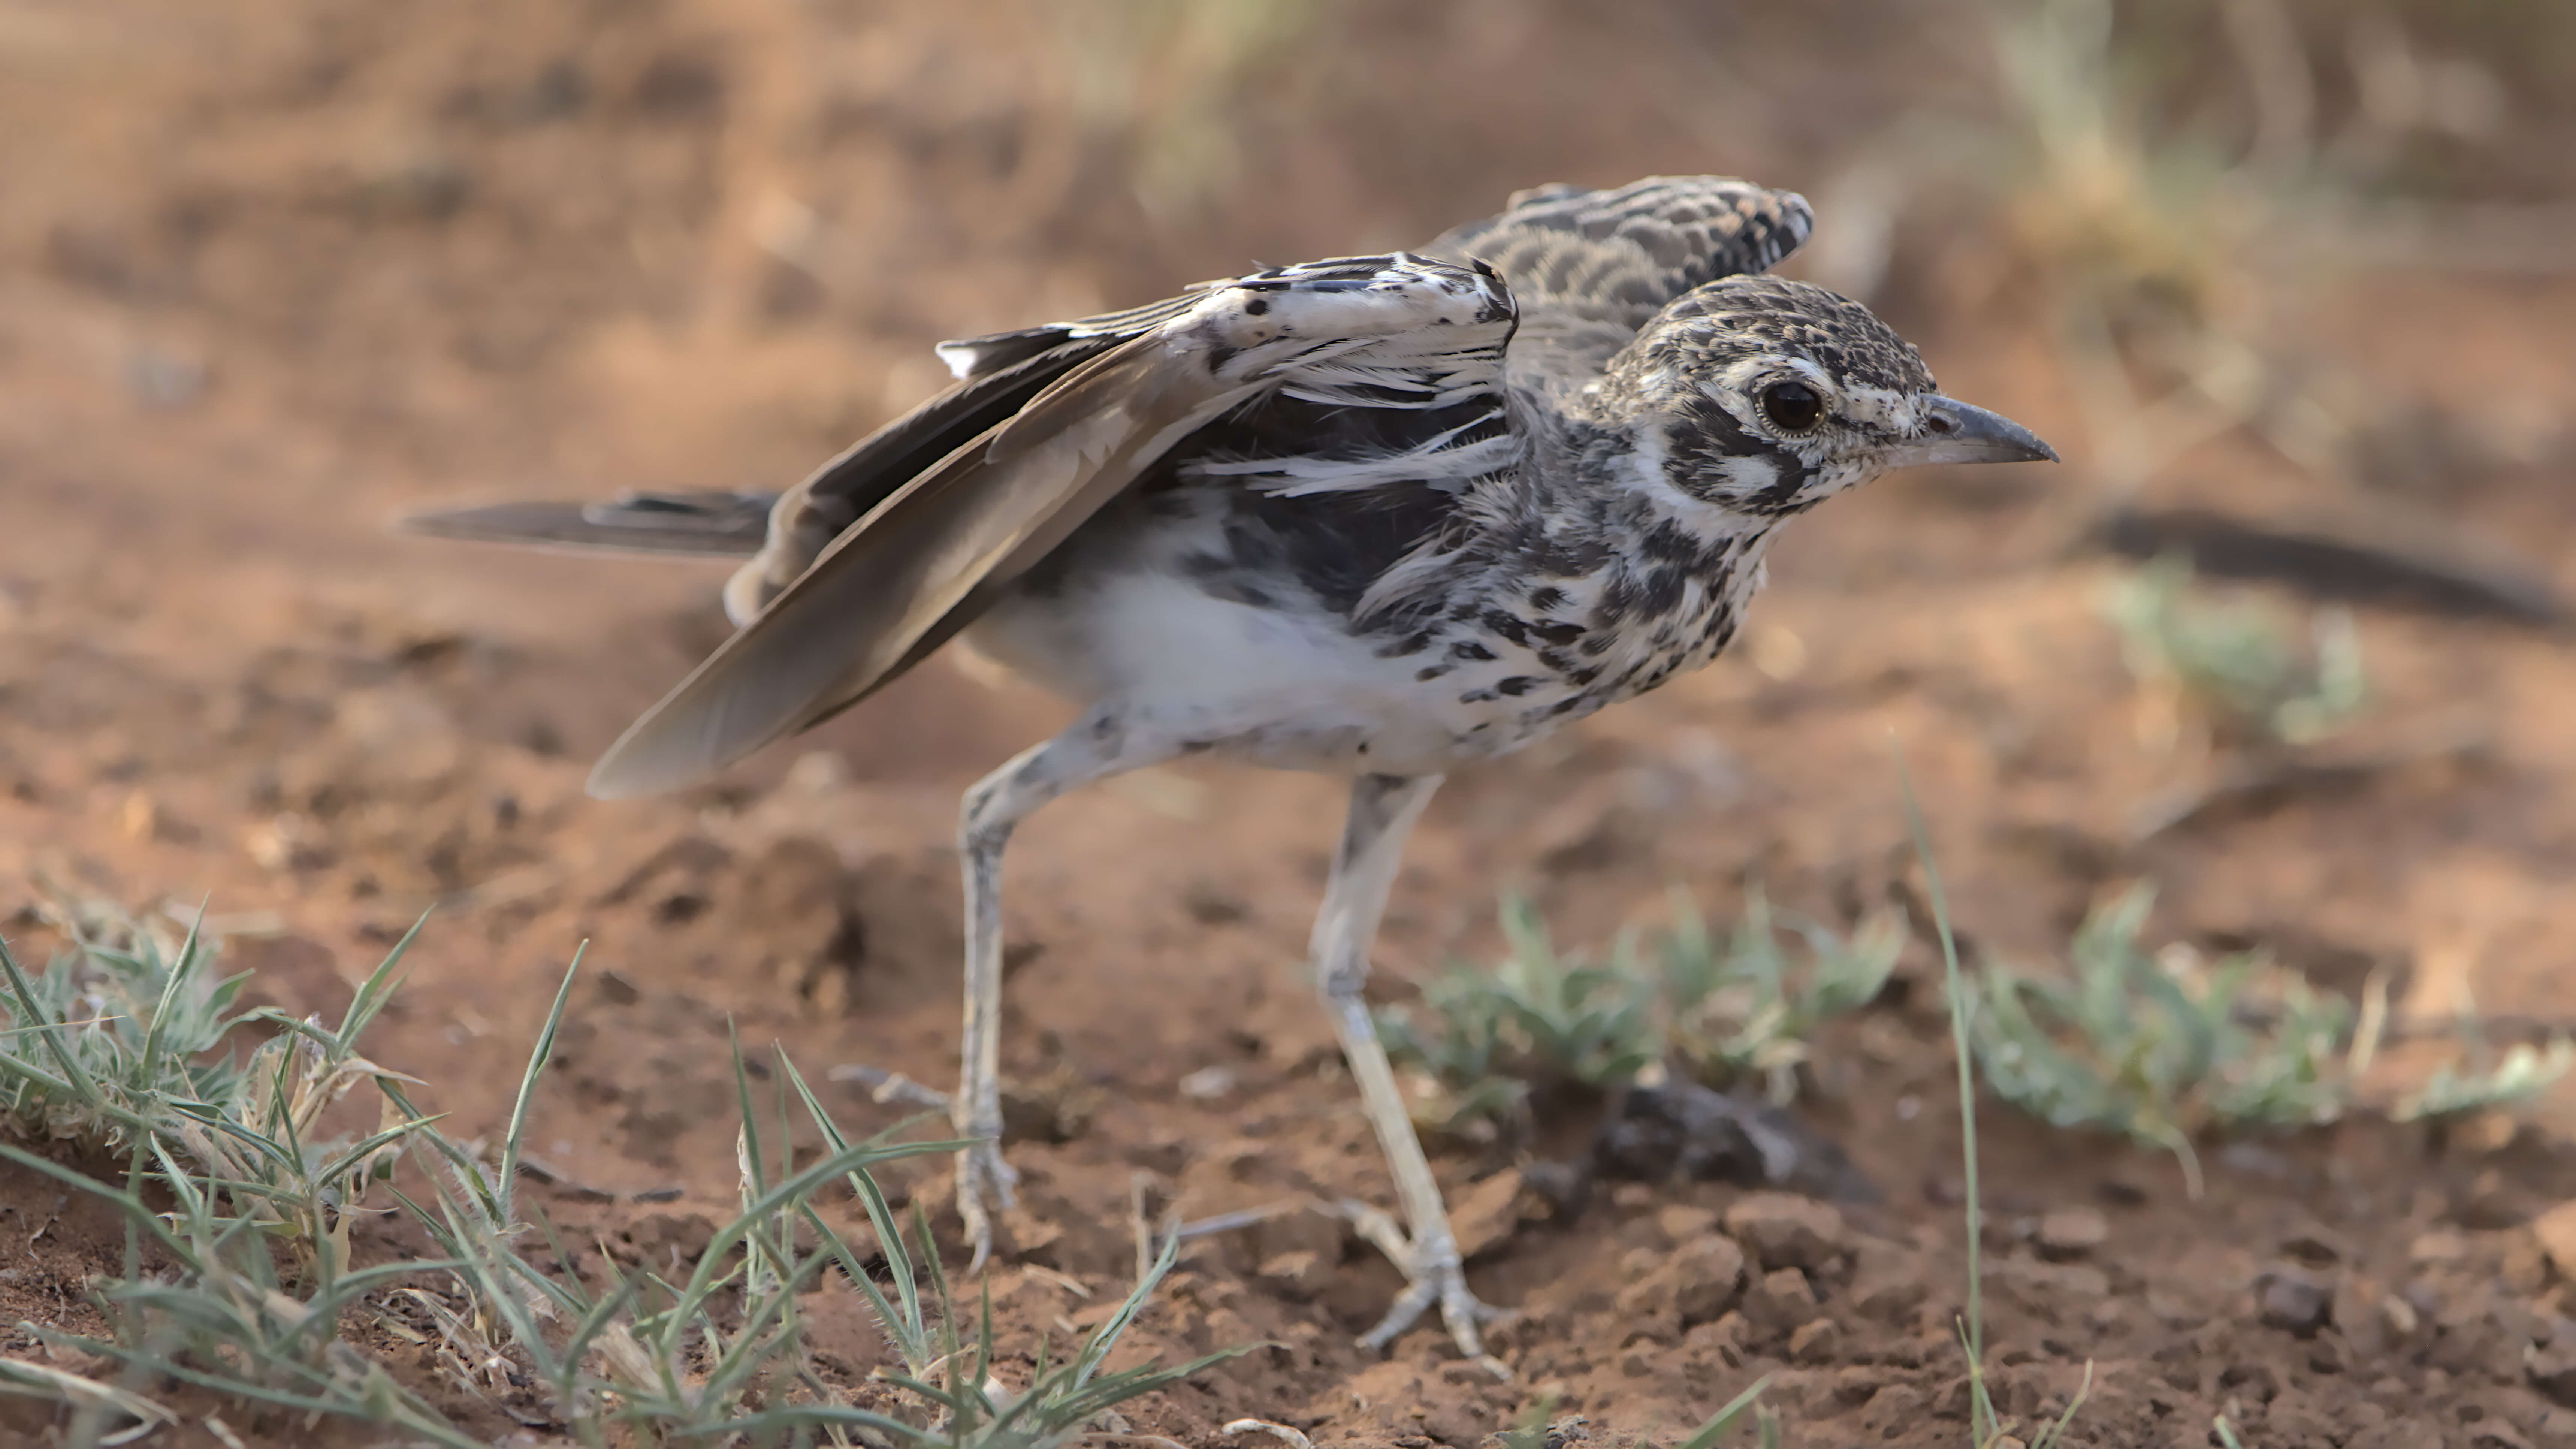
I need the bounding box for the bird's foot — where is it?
[955,1137,1021,1273]
[828,1065,1017,1272]
[1337,1199,1510,1377]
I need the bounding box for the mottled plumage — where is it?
[400,176,2054,1369]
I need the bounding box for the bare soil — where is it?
[6,3,2576,1446]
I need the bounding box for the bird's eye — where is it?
[1758,380,1825,434]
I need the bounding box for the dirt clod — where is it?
[1451,1169,1529,1259]
[1722,1192,1846,1271]
[1611,1235,1747,1336]
[2258,1268,2334,1337]
[1252,1209,1346,1301]
[2530,1344,2576,1407]
[1745,1265,1820,1337]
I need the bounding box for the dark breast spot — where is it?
[1639,567,1685,617]
[1373,628,1436,659]
[1640,519,1700,564]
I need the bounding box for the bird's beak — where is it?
[1886,397,2059,469]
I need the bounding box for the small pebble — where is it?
[2530,1200,2576,1280]
[1787,1317,1841,1363]
[2408,1229,2469,1266]
[2035,1206,2107,1259]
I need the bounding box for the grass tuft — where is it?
[1,909,1244,1447]
[1659,887,1904,1105]
[2394,1037,2575,1123]
[1378,890,1898,1133]
[1963,882,2564,1195]
[1375,895,1658,1130]
[1967,884,2347,1196]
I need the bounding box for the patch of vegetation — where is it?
[2101,554,2369,750]
[1968,884,2344,1196]
[2394,1037,2576,1123]
[1376,890,1900,1133]
[1967,884,2568,1195]
[1374,896,1657,1131]
[1659,888,1905,1105]
[0,911,1240,1447]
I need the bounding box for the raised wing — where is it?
[1424,175,1813,384]
[588,253,1516,799]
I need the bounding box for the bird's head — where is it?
[1604,275,2055,518]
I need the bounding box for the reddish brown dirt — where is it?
[7,3,2576,1446]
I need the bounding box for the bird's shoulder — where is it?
[1425,175,1815,384]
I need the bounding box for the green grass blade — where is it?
[496,944,583,1226]
[133,902,210,1092]
[0,931,111,1117]
[1894,748,1999,1449]
[334,912,430,1049]
[1677,1374,1775,1449]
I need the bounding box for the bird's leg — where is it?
[1313,773,1506,1373]
[850,707,1169,1274]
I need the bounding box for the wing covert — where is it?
[589,253,1518,798]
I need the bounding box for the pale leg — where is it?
[912,708,1175,1271]
[1314,773,1505,1371]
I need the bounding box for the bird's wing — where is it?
[587,253,1517,799]
[395,489,778,558]
[1423,176,1813,383]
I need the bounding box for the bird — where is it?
[402,175,2056,1369]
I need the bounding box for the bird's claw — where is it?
[957,1137,1020,1274]
[1338,1199,1510,1376]
[829,1065,1017,1273]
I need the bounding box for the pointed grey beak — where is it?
[1887,397,2059,469]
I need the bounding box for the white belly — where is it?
[964,562,1497,776]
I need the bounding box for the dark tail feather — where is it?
[393,489,777,559]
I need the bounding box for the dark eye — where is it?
[1758,380,1825,434]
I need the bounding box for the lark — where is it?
[406,176,2055,1367]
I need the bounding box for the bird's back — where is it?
[1424,176,1814,392]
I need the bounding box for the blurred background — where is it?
[3,1,2576,1439]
